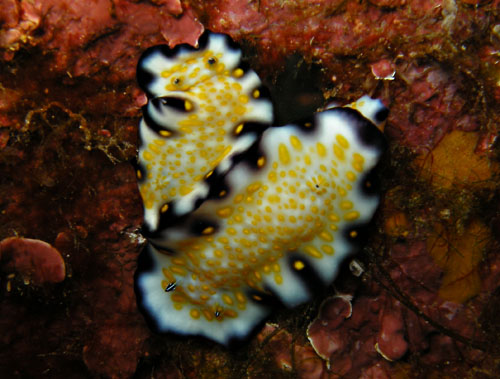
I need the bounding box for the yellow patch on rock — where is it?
[414,130,497,189]
[427,220,490,304]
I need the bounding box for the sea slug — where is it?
[134,31,387,345]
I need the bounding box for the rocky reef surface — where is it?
[0,0,499,377]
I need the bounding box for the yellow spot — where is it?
[257,156,266,168]
[153,138,166,146]
[316,142,327,157]
[224,309,238,318]
[234,105,247,116]
[344,211,360,221]
[233,68,244,78]
[184,100,193,111]
[336,134,350,148]
[171,258,186,266]
[321,245,334,255]
[231,82,243,91]
[215,62,225,73]
[346,171,356,181]
[304,245,323,258]
[202,309,214,321]
[202,226,215,235]
[274,274,283,285]
[246,182,261,194]
[235,123,244,135]
[222,294,234,305]
[148,143,161,154]
[252,294,262,301]
[333,144,345,160]
[162,268,175,283]
[319,231,334,242]
[136,170,142,180]
[179,186,193,196]
[349,230,358,238]
[171,293,186,303]
[210,146,232,167]
[160,204,169,213]
[290,135,302,150]
[190,309,201,319]
[353,153,364,163]
[252,89,260,98]
[170,266,187,275]
[238,94,249,104]
[235,291,247,303]
[293,260,305,270]
[340,200,353,210]
[143,151,153,161]
[159,130,171,137]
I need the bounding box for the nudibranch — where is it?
[134,31,387,345]
[136,32,273,232]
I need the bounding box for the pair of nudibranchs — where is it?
[134,31,387,345]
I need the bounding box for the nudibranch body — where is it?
[135,31,387,345]
[136,33,273,231]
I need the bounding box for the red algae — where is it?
[1,0,500,377]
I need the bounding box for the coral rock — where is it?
[0,237,65,284]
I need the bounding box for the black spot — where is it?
[207,57,217,65]
[375,107,389,124]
